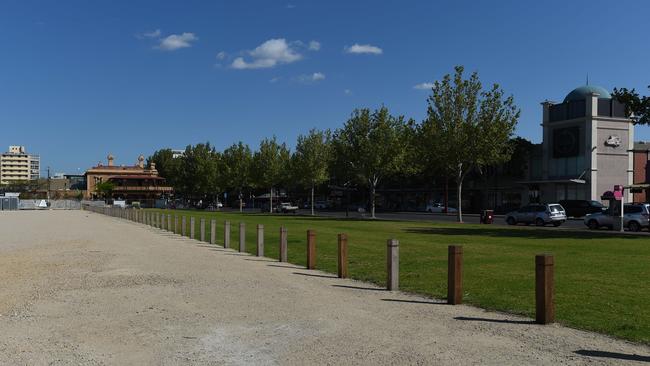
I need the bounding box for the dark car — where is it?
[559,200,605,218]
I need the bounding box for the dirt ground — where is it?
[0,210,648,365]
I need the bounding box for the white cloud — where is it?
[286,4,296,8]
[216,51,227,60]
[344,89,352,95]
[297,72,326,83]
[231,38,302,69]
[136,29,162,39]
[345,43,383,55]
[157,32,198,51]
[308,40,321,51]
[413,82,435,90]
[270,77,281,83]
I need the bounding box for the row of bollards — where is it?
[85,205,555,325]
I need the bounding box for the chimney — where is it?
[107,154,114,167]
[138,154,145,169]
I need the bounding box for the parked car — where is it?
[425,203,458,213]
[303,201,329,209]
[505,204,567,227]
[559,200,605,218]
[583,203,650,231]
[275,202,299,214]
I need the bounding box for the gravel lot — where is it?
[0,210,648,365]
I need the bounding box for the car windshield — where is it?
[549,204,563,212]
[590,200,604,208]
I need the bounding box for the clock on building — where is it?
[553,127,580,158]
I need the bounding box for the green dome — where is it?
[564,85,611,103]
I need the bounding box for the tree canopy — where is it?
[613,85,650,125]
[292,129,332,215]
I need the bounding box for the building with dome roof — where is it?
[84,154,173,206]
[523,85,633,203]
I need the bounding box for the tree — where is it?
[252,137,291,212]
[95,181,115,201]
[221,142,253,212]
[180,142,221,204]
[419,66,520,223]
[292,129,332,215]
[147,148,182,191]
[332,107,412,219]
[613,86,650,125]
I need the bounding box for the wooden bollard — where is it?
[239,222,246,252]
[200,218,206,242]
[210,219,216,244]
[160,213,165,230]
[224,221,231,248]
[447,245,463,305]
[256,224,264,256]
[338,234,348,278]
[387,239,399,291]
[190,217,195,239]
[167,214,172,232]
[174,215,179,234]
[279,227,288,262]
[306,230,316,269]
[535,254,555,324]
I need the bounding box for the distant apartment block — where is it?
[0,146,40,185]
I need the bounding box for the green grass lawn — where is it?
[148,209,650,344]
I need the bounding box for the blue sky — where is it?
[1,0,649,174]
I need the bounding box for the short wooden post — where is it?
[256,224,264,256]
[210,219,216,244]
[387,239,399,291]
[338,234,348,278]
[536,254,555,324]
[279,227,288,262]
[200,218,206,242]
[190,217,195,239]
[174,215,179,234]
[182,216,187,236]
[447,245,463,305]
[306,230,316,269]
[239,222,246,252]
[224,221,231,248]
[167,214,172,232]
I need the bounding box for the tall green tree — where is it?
[147,148,182,191]
[332,107,412,219]
[292,129,332,215]
[613,85,650,125]
[180,142,221,204]
[252,137,291,212]
[221,142,253,212]
[95,181,115,201]
[419,66,520,222]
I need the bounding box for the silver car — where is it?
[505,204,567,227]
[583,203,650,232]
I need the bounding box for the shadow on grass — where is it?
[244,258,275,262]
[292,272,338,279]
[333,284,385,291]
[454,316,534,325]
[381,298,446,305]
[404,226,641,240]
[574,350,650,362]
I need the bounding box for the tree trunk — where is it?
[456,180,463,223]
[371,185,376,219]
[239,190,243,212]
[269,188,273,213]
[311,184,315,216]
[444,176,449,214]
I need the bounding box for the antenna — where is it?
[586,73,589,85]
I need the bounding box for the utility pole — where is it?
[47,166,51,203]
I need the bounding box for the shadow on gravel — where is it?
[267,264,302,269]
[574,350,650,362]
[292,272,337,279]
[332,284,385,291]
[454,316,534,325]
[404,227,641,240]
[244,258,275,262]
[381,298,446,305]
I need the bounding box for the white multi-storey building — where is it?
[0,146,40,185]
